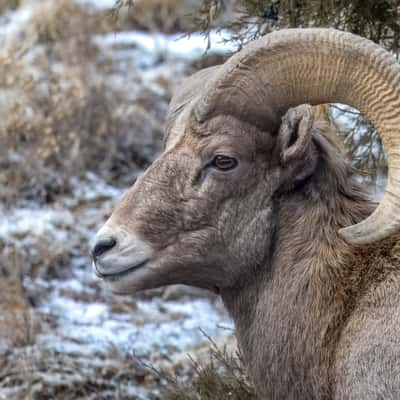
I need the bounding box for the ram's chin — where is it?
[101,264,159,294]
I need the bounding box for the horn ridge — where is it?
[194,28,400,244]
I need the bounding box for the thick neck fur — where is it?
[221,133,377,399]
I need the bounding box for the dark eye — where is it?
[211,155,238,171]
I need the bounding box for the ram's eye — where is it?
[211,155,238,171]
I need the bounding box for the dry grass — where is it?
[0,0,167,205]
[0,0,20,13]
[0,60,122,204]
[0,339,256,399]
[0,249,37,350]
[113,0,197,33]
[0,347,154,400]
[29,0,113,44]
[160,339,256,400]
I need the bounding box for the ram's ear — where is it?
[276,104,318,189]
[277,104,315,164]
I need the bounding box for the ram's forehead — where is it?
[164,66,223,151]
[165,111,272,156]
[164,106,192,151]
[164,107,215,152]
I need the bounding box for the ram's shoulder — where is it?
[334,271,400,399]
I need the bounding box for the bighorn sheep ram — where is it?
[90,28,400,399]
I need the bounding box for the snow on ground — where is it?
[39,275,232,359]
[0,172,233,397]
[95,29,236,60]
[76,0,116,10]
[0,1,33,42]
[0,172,233,362]
[0,207,74,244]
[93,28,235,102]
[0,6,234,388]
[67,172,124,206]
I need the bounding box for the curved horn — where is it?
[194,28,400,245]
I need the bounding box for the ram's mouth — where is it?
[93,259,150,282]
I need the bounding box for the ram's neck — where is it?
[221,148,374,399]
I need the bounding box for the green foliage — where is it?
[194,0,400,52]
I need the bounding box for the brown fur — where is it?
[221,129,400,398]
[98,105,400,399]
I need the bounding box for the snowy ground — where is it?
[0,2,235,398]
[0,174,234,399]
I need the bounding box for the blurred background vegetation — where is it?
[1,0,397,207]
[117,0,400,187]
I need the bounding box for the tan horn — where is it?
[194,28,400,245]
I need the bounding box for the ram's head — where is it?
[90,28,400,294]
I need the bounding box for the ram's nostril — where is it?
[90,236,117,259]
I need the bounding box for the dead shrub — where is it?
[0,249,37,350]
[29,0,113,45]
[0,0,20,13]
[0,53,164,204]
[0,1,166,205]
[0,61,119,204]
[159,339,256,400]
[108,104,164,180]
[115,0,197,33]
[0,346,154,400]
